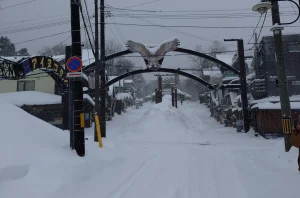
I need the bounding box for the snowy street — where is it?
[0,95,299,198]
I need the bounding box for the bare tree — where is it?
[113,58,135,75]
[133,74,147,98]
[189,44,214,76]
[208,40,228,58]
[189,40,228,75]
[105,40,125,75]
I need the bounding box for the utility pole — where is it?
[65,46,73,148]
[70,0,85,156]
[224,39,250,133]
[99,0,106,137]
[271,1,292,151]
[94,0,100,141]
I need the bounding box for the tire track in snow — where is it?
[211,147,249,198]
[105,152,163,198]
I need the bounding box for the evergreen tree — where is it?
[0,36,16,56]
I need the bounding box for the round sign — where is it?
[66,56,83,72]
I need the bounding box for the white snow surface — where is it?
[250,95,300,104]
[0,95,299,198]
[0,91,61,106]
[216,53,234,66]
[251,101,300,110]
[83,94,95,106]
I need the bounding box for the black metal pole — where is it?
[271,1,292,151]
[158,76,162,103]
[70,0,85,156]
[99,0,106,137]
[237,39,250,133]
[172,87,174,106]
[94,0,100,141]
[224,39,250,133]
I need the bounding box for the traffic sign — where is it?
[66,56,83,72]
[67,72,83,78]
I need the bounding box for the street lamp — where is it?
[252,0,300,152]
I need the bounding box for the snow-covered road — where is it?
[0,95,299,198]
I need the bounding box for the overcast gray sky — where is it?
[0,0,299,81]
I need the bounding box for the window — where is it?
[17,80,35,91]
[288,43,300,52]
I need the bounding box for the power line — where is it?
[104,22,299,29]
[83,0,95,42]
[247,14,263,44]
[110,6,295,13]
[110,13,295,20]
[79,1,95,56]
[109,17,143,66]
[40,35,71,56]
[14,30,71,45]
[107,5,216,43]
[0,0,36,10]
[123,0,161,9]
[257,12,268,44]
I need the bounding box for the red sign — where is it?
[66,56,83,72]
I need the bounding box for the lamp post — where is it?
[252,0,300,152]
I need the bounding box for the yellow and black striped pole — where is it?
[94,113,103,148]
[282,118,292,151]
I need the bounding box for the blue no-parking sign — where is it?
[66,56,83,72]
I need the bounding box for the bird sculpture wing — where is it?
[154,38,180,58]
[126,40,152,60]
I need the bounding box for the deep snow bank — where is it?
[0,103,70,165]
[0,103,79,198]
[268,139,299,169]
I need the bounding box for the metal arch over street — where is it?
[104,68,215,90]
[83,48,240,76]
[174,48,240,75]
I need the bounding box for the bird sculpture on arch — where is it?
[126,37,180,70]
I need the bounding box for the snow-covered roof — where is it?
[203,67,222,77]
[203,70,211,76]
[0,56,29,62]
[256,32,300,44]
[209,66,222,76]
[124,79,133,84]
[52,55,65,62]
[251,102,300,110]
[250,95,300,104]
[0,91,61,106]
[223,76,239,82]
[135,98,143,102]
[116,93,133,100]
[216,53,234,66]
